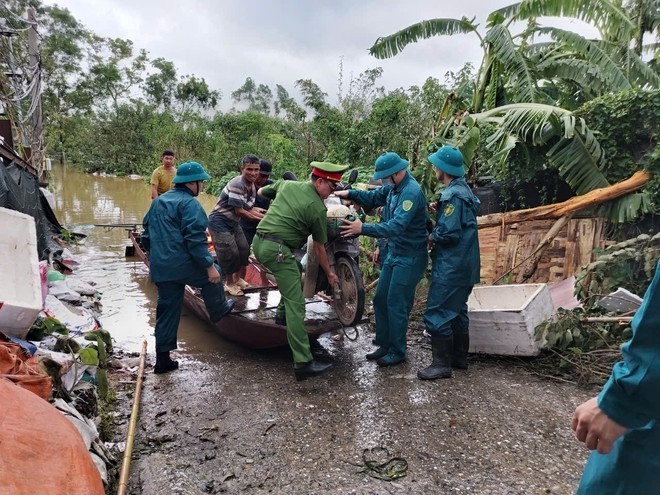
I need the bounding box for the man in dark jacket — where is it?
[142,162,234,373]
[338,152,429,367]
[419,146,480,380]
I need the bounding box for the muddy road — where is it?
[117,329,593,495]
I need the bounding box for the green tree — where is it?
[231,77,273,114]
[85,37,148,112]
[144,58,177,110]
[175,75,220,114]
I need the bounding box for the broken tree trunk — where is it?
[477,170,651,229]
[515,213,575,283]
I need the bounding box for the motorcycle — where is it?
[301,169,366,327]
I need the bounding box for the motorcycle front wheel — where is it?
[332,255,365,326]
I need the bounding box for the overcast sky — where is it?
[41,0,598,109]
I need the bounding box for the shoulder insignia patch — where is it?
[444,203,455,217]
[402,200,413,212]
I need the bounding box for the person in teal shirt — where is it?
[338,152,429,366]
[572,259,660,494]
[142,162,234,374]
[419,146,481,380]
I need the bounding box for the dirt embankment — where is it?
[110,328,594,495]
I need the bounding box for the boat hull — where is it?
[129,231,340,349]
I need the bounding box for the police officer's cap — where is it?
[373,152,409,180]
[171,161,211,184]
[311,161,349,182]
[428,146,465,178]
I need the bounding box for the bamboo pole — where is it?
[365,278,379,292]
[117,340,147,495]
[582,316,634,324]
[477,171,651,229]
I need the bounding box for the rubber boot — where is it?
[376,352,406,367]
[294,360,333,381]
[452,332,469,370]
[310,339,333,362]
[154,351,179,374]
[417,335,452,380]
[366,347,388,360]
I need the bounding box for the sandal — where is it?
[225,284,244,296]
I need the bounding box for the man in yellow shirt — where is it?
[150,150,176,200]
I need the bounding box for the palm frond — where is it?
[369,18,478,59]
[472,103,611,195]
[537,58,621,96]
[483,59,502,109]
[490,2,523,26]
[534,27,633,91]
[612,45,660,88]
[599,192,654,223]
[523,41,562,58]
[514,0,635,42]
[484,24,540,103]
[546,117,610,194]
[454,125,481,166]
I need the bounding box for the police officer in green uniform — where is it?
[338,152,429,366]
[142,162,235,374]
[253,161,347,381]
[419,146,480,380]
[572,260,660,494]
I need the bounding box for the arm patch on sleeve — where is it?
[444,204,455,217]
[402,200,413,212]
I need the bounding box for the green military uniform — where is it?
[253,162,348,364]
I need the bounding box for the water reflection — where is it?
[50,163,218,354]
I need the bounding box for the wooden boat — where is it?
[128,231,342,349]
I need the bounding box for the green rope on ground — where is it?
[357,447,408,481]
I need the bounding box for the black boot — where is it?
[154,351,179,374]
[294,360,333,381]
[366,346,388,360]
[310,339,333,362]
[452,332,469,370]
[417,335,452,380]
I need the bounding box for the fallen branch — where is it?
[478,171,651,229]
[516,214,574,283]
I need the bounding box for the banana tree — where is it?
[369,0,659,221]
[451,103,655,221]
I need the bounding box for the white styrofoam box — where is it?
[467,283,555,356]
[0,207,42,339]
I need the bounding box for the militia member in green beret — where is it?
[142,162,235,374]
[420,146,480,380]
[253,161,348,381]
[338,152,429,367]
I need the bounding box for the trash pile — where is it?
[0,206,134,492]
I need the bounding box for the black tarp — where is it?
[0,161,63,260]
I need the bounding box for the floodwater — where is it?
[50,163,225,357]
